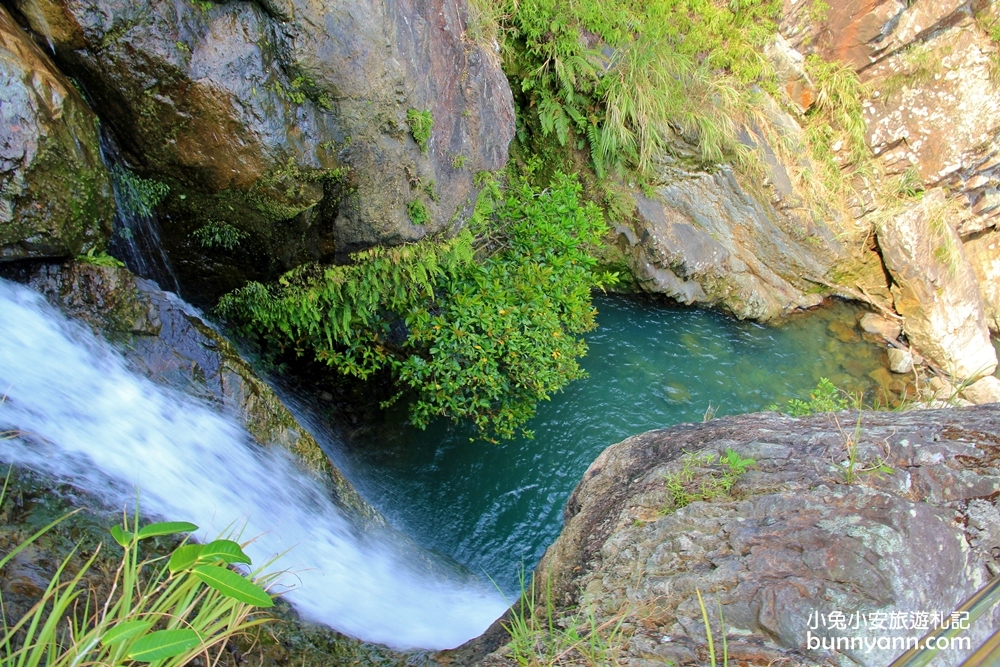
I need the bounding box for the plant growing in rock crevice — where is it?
[833,411,894,484]
[661,449,756,512]
[503,572,628,667]
[406,108,434,153]
[768,377,850,416]
[192,220,248,250]
[407,199,430,226]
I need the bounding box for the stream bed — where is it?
[338,295,887,597]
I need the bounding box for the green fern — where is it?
[219,173,617,441]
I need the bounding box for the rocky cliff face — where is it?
[3,0,514,301]
[479,406,1000,667]
[0,4,113,260]
[616,0,1000,397]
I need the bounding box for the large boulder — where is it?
[8,0,514,301]
[863,14,1000,199]
[481,406,1000,667]
[0,4,113,261]
[876,189,997,381]
[621,167,842,320]
[780,0,975,70]
[965,227,1000,333]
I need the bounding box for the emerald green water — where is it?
[342,296,883,595]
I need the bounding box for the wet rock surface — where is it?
[5,259,379,522]
[0,4,112,261]
[479,406,1000,667]
[622,0,1000,380]
[6,0,514,302]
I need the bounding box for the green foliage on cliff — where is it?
[407,199,430,226]
[219,173,616,441]
[111,166,169,218]
[484,0,782,177]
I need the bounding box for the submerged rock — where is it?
[0,5,113,261]
[481,406,1000,667]
[8,0,514,302]
[859,312,902,342]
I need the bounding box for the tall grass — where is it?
[0,479,277,667]
[503,571,627,667]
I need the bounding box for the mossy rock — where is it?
[0,6,113,261]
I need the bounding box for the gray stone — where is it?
[477,407,1000,667]
[860,312,903,341]
[624,167,840,320]
[10,0,514,301]
[876,189,997,380]
[0,5,113,261]
[887,346,913,374]
[964,227,1000,333]
[960,375,1000,405]
[763,34,814,114]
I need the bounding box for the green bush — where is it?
[112,167,169,219]
[219,172,616,441]
[76,247,126,268]
[192,220,248,250]
[769,377,851,416]
[407,199,430,226]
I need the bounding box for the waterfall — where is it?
[99,130,181,294]
[0,279,507,650]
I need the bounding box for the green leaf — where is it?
[167,544,204,573]
[126,629,201,661]
[137,521,198,540]
[192,565,273,607]
[110,525,134,547]
[101,620,153,646]
[198,539,252,565]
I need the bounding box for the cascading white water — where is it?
[0,279,508,650]
[100,130,181,294]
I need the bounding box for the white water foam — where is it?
[0,279,507,650]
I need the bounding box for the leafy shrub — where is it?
[76,247,126,268]
[406,108,434,153]
[0,487,275,667]
[192,220,248,250]
[218,172,616,441]
[112,167,169,219]
[769,377,851,416]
